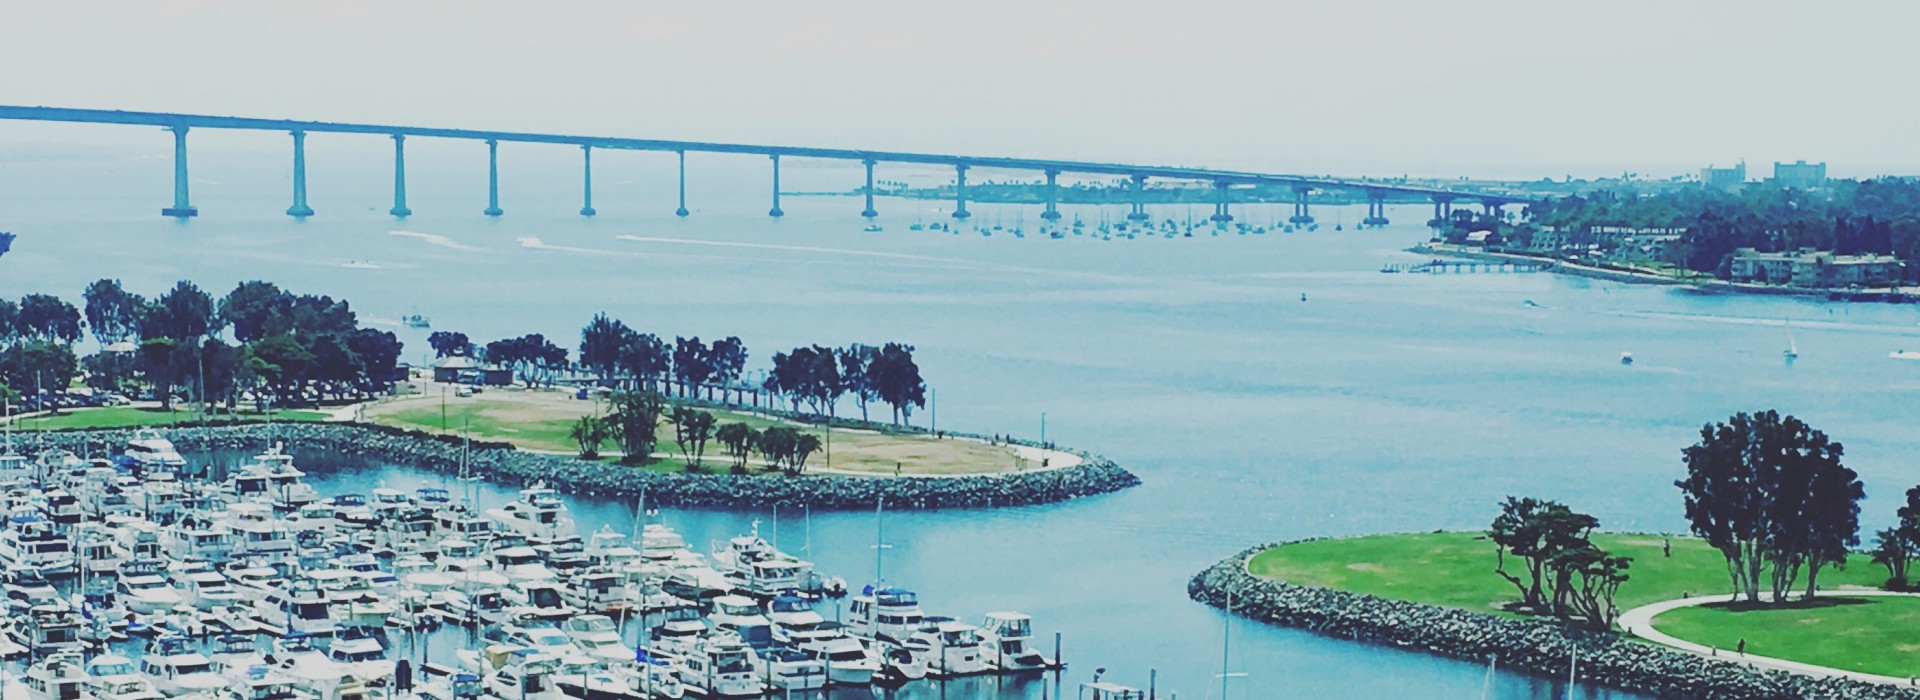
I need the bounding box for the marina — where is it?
[0,433,1067,700]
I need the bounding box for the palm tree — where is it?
[570,415,608,460]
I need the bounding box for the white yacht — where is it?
[17,604,84,656]
[85,655,167,700]
[252,577,337,637]
[765,594,823,645]
[179,569,247,611]
[846,586,924,644]
[796,633,879,685]
[124,429,188,472]
[22,652,88,700]
[221,502,294,563]
[508,580,574,621]
[902,619,990,677]
[250,444,320,510]
[709,522,814,597]
[491,545,557,583]
[0,518,77,579]
[647,620,710,660]
[706,594,774,650]
[566,571,636,614]
[139,635,231,696]
[486,488,575,542]
[325,626,393,682]
[117,564,187,615]
[979,612,1057,672]
[494,623,580,658]
[563,614,635,664]
[672,633,761,699]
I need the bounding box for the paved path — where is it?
[1617,590,1920,686]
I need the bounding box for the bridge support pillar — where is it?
[952,164,971,219]
[1289,186,1314,225]
[1127,174,1149,221]
[1040,169,1061,221]
[389,135,411,217]
[861,159,878,218]
[675,150,690,217]
[579,145,596,217]
[286,130,314,218]
[769,154,785,218]
[1363,190,1389,228]
[161,125,197,218]
[483,139,503,217]
[1209,181,1233,223]
[1483,201,1500,219]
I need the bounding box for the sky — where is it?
[2,1,1917,180]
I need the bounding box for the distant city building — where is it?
[1771,160,1827,189]
[1700,162,1747,191]
[1729,247,1902,288]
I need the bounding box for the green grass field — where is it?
[364,388,1030,475]
[1652,597,1920,677]
[8,406,330,431]
[1247,532,1886,617]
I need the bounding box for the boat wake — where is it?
[516,236,617,254]
[389,230,484,252]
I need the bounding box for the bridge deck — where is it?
[0,105,1530,204]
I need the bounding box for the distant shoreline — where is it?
[1411,244,1919,303]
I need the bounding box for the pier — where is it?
[0,105,1531,221]
[1383,259,1554,274]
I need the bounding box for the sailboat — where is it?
[1782,319,1799,362]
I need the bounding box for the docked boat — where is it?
[325,625,394,682]
[755,648,825,691]
[252,577,337,637]
[0,518,77,579]
[22,652,88,700]
[795,633,879,686]
[672,633,760,698]
[979,612,1058,672]
[563,614,634,664]
[709,523,815,597]
[846,586,924,644]
[901,618,990,677]
[118,562,187,615]
[85,655,167,700]
[124,430,188,473]
[14,604,84,656]
[486,488,576,542]
[139,635,231,696]
[509,580,575,621]
[707,594,774,650]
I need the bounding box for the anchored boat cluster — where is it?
[0,429,1064,700]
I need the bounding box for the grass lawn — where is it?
[9,406,330,431]
[363,386,1037,475]
[1247,532,1886,617]
[1652,597,1920,678]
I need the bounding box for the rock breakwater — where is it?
[30,422,1140,510]
[1189,544,1920,700]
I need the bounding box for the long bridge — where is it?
[0,105,1533,224]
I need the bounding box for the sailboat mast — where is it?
[1222,586,1233,700]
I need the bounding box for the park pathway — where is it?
[1617,590,1920,686]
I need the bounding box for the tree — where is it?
[144,281,219,342]
[869,342,926,425]
[607,391,665,465]
[0,341,79,400]
[1552,543,1632,629]
[570,415,609,460]
[839,344,880,422]
[672,336,713,397]
[670,407,715,468]
[0,299,16,346]
[1488,496,1598,612]
[1871,528,1913,589]
[579,314,633,386]
[345,328,404,396]
[428,331,471,358]
[792,433,822,474]
[83,279,144,345]
[758,427,799,474]
[708,336,748,402]
[618,333,671,392]
[218,281,287,344]
[765,345,841,417]
[136,338,185,410]
[715,422,755,472]
[14,294,83,343]
[1676,410,1863,603]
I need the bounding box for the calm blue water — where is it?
[5,142,1920,699]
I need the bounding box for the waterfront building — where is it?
[1729,247,1903,288]
[1771,160,1828,189]
[1700,162,1746,191]
[431,355,512,385]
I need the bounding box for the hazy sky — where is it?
[3,1,1916,179]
